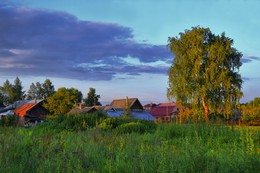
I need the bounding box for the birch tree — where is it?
[167,27,243,122]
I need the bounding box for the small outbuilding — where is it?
[108,97,156,120]
[14,101,48,126]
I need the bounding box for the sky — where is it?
[0,0,260,104]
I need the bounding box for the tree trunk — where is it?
[177,102,183,124]
[202,98,209,123]
[180,111,182,124]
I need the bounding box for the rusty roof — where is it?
[110,98,138,109]
[14,103,37,116]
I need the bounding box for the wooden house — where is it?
[107,97,156,120]
[68,104,99,115]
[143,103,157,112]
[110,97,143,110]
[150,103,179,123]
[14,100,48,126]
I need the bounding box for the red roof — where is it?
[150,103,177,117]
[157,103,177,107]
[14,103,37,116]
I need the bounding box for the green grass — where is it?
[0,121,259,173]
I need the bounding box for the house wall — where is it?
[155,116,171,123]
[28,105,48,117]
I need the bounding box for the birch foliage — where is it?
[167,27,243,121]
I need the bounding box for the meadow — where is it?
[0,114,259,173]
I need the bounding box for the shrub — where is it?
[38,111,107,131]
[0,115,16,127]
[241,112,260,126]
[98,117,117,130]
[116,122,146,134]
[241,98,260,126]
[138,119,157,133]
[99,117,157,133]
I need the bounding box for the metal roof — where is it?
[0,100,43,112]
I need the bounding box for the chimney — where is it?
[79,103,83,110]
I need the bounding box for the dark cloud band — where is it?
[0,2,171,81]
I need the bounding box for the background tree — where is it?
[0,92,4,107]
[1,80,14,106]
[83,88,101,106]
[44,87,82,115]
[167,27,243,122]
[27,82,43,100]
[42,79,55,99]
[27,79,55,100]
[13,77,24,101]
[70,88,83,104]
[0,77,25,106]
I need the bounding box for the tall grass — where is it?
[0,122,259,172]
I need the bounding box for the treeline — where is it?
[0,77,101,114]
[0,77,55,107]
[0,77,24,107]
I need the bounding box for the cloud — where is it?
[0,2,172,81]
[241,56,260,63]
[242,77,250,81]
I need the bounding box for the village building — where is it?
[68,104,100,115]
[143,103,157,112]
[150,103,179,123]
[107,97,156,120]
[68,97,156,121]
[13,100,48,126]
[68,104,116,116]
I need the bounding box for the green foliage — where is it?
[0,92,4,107]
[83,88,101,106]
[241,97,260,126]
[116,122,146,134]
[39,112,107,131]
[98,117,118,130]
[0,124,259,172]
[99,117,157,133]
[0,115,16,126]
[27,82,43,100]
[168,26,243,121]
[0,77,25,106]
[42,79,55,99]
[1,80,14,106]
[13,77,24,101]
[44,87,82,115]
[27,79,55,100]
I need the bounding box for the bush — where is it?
[0,115,16,127]
[116,122,146,134]
[98,117,117,130]
[241,97,260,126]
[39,111,107,131]
[138,119,157,133]
[241,112,260,126]
[99,117,157,133]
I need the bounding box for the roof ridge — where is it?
[112,98,137,101]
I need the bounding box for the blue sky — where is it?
[0,0,260,104]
